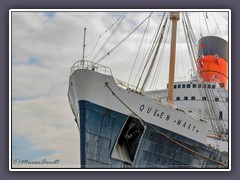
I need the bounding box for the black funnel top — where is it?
[198,36,228,61]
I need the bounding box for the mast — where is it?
[82,27,87,60]
[168,12,180,107]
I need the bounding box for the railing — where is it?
[139,91,208,123]
[114,78,142,93]
[174,103,208,123]
[115,78,207,123]
[70,60,113,76]
[69,60,207,123]
[174,75,199,82]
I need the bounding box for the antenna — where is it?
[82,28,87,60]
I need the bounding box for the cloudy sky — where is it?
[11,10,229,168]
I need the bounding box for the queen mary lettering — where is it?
[139,104,171,121]
[139,104,199,133]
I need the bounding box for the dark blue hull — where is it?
[78,100,228,169]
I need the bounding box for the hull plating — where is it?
[79,100,228,168]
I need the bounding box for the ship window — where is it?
[178,84,181,88]
[174,85,177,89]
[184,96,188,100]
[193,84,196,88]
[198,84,201,88]
[212,85,216,89]
[182,84,186,88]
[176,97,180,101]
[208,84,211,88]
[219,111,223,120]
[219,83,225,88]
[202,97,206,101]
[203,84,206,88]
[215,98,219,101]
[187,84,191,88]
[191,96,195,100]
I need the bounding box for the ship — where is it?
[68,12,229,169]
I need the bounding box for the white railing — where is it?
[139,91,208,123]
[114,78,142,92]
[115,78,207,123]
[69,60,207,123]
[169,101,208,123]
[70,60,113,76]
[114,78,207,123]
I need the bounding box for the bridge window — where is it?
[187,84,191,88]
[212,85,216,89]
[202,97,206,101]
[191,96,195,100]
[193,84,196,88]
[219,111,223,120]
[178,84,181,88]
[176,97,180,101]
[215,98,219,101]
[182,84,186,88]
[184,96,188,100]
[198,84,201,88]
[203,84,206,88]
[174,85,177,89]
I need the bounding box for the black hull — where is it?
[78,100,228,169]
